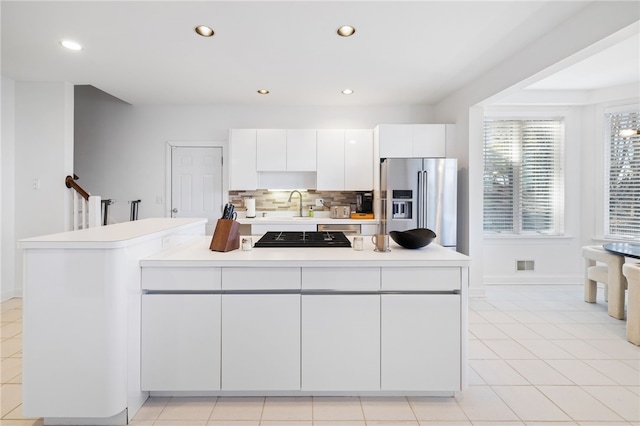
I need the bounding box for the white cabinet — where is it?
[301,267,380,391]
[256,129,287,171]
[317,129,373,190]
[222,294,301,391]
[344,129,374,190]
[302,295,380,391]
[141,294,221,391]
[317,129,345,190]
[221,267,301,391]
[378,124,447,158]
[287,129,317,171]
[229,129,258,190]
[381,294,460,391]
[256,129,316,172]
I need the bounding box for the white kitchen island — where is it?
[140,235,470,397]
[19,218,207,426]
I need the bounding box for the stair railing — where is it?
[65,175,101,229]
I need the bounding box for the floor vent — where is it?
[516,260,535,271]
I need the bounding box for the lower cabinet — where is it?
[221,294,301,391]
[141,294,221,391]
[302,294,380,391]
[381,294,461,391]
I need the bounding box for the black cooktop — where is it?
[254,231,351,248]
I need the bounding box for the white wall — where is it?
[434,2,639,293]
[74,85,434,222]
[1,77,16,301]
[12,81,74,297]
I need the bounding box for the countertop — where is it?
[18,218,207,249]
[237,216,379,226]
[141,236,470,268]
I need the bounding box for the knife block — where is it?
[209,219,240,252]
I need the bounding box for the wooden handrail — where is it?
[65,175,90,201]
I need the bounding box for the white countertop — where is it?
[141,236,470,268]
[18,218,207,249]
[237,217,378,226]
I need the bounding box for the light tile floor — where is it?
[1,285,639,426]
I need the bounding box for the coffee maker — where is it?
[355,191,374,213]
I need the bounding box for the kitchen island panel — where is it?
[142,294,221,391]
[142,267,221,291]
[222,294,301,391]
[382,267,461,291]
[302,294,380,391]
[301,267,380,291]
[382,294,461,391]
[222,267,300,290]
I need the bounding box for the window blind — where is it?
[483,119,565,235]
[606,110,640,239]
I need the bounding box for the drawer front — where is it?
[302,267,380,291]
[142,267,221,291]
[222,267,300,290]
[381,267,460,291]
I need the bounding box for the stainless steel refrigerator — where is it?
[381,158,457,250]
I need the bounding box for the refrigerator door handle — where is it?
[419,170,428,228]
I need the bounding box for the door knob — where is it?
[172,208,178,213]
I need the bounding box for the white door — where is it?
[171,146,222,234]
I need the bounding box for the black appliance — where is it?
[254,231,351,248]
[356,191,374,213]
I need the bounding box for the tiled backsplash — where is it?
[229,190,357,213]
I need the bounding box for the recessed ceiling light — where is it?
[337,25,356,37]
[59,40,82,51]
[195,25,214,37]
[257,89,270,95]
[342,89,354,95]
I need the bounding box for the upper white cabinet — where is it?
[229,129,258,190]
[256,129,316,172]
[316,130,345,190]
[377,124,449,158]
[317,129,373,191]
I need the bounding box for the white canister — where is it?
[242,237,253,251]
[353,236,363,251]
[246,198,256,218]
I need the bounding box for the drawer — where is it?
[142,267,221,291]
[381,267,460,291]
[302,267,379,291]
[222,267,300,290]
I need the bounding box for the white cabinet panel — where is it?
[287,129,316,171]
[142,294,221,391]
[141,267,221,291]
[412,124,446,158]
[344,129,374,190]
[302,295,380,391]
[378,124,412,158]
[381,267,460,291]
[381,294,460,391]
[257,129,287,171]
[378,124,447,159]
[302,267,379,291]
[229,129,258,190]
[222,267,300,290]
[222,294,301,391]
[316,130,345,190]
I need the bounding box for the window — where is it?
[606,110,640,239]
[483,119,565,235]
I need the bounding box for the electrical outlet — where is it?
[32,178,40,190]
[315,198,324,207]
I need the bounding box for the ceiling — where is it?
[2,1,638,106]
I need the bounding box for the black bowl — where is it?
[389,228,437,249]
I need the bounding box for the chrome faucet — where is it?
[287,190,303,217]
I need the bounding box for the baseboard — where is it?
[483,274,582,285]
[468,287,486,298]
